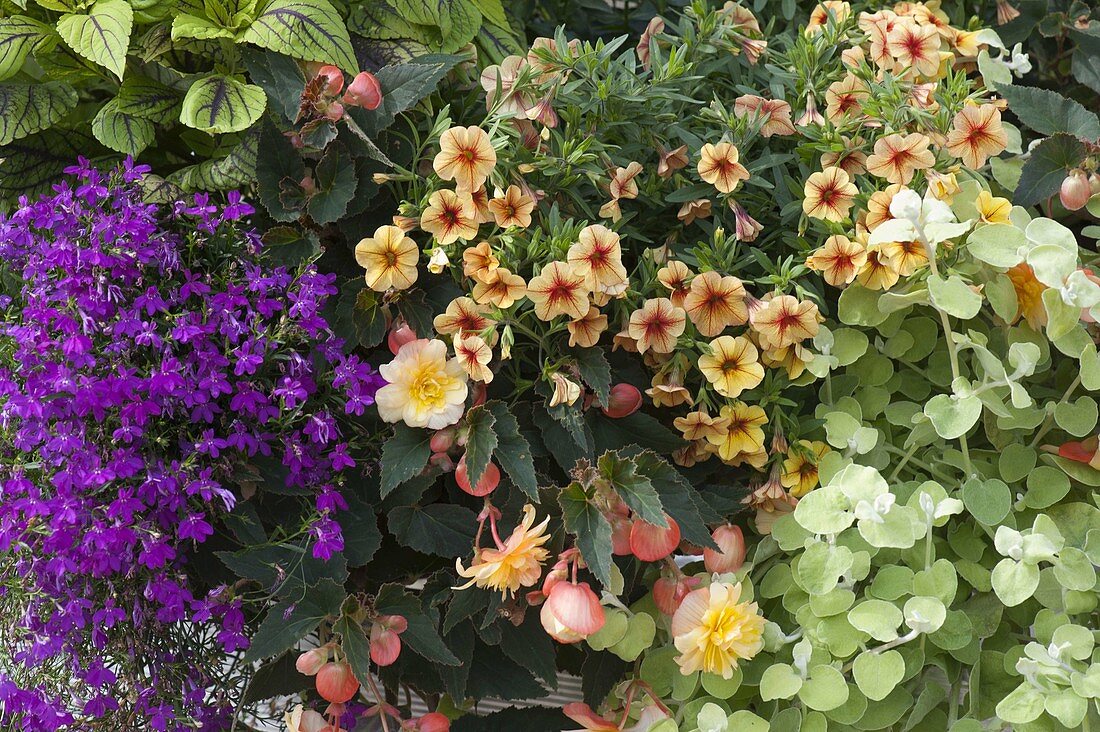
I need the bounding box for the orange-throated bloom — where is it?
[975,190,1011,224]
[857,245,901,291]
[355,225,419,291]
[683,271,748,337]
[781,440,830,497]
[647,370,693,407]
[455,505,551,598]
[488,185,535,228]
[802,166,857,221]
[751,294,820,349]
[376,339,468,429]
[698,335,764,398]
[733,96,796,137]
[945,104,1008,169]
[527,261,590,320]
[568,306,609,348]
[421,190,478,245]
[1007,263,1047,329]
[866,133,934,185]
[608,161,643,200]
[698,142,750,194]
[468,186,494,224]
[454,333,494,383]
[657,260,694,307]
[567,225,628,295]
[671,581,765,678]
[887,19,941,77]
[880,238,929,277]
[462,240,499,280]
[807,234,867,287]
[472,267,527,309]
[433,125,497,191]
[628,298,686,354]
[707,402,767,461]
[674,409,731,441]
[433,297,492,336]
[806,0,851,33]
[825,74,868,123]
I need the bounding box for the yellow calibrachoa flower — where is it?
[455,505,551,599]
[354,225,419,291]
[433,126,497,191]
[698,336,764,398]
[706,402,767,462]
[857,245,902,291]
[698,142,750,194]
[880,238,929,277]
[866,184,903,231]
[750,294,820,350]
[886,19,941,77]
[671,581,765,678]
[376,339,468,429]
[781,440,830,497]
[975,190,1011,224]
[803,166,857,221]
[472,267,527,309]
[657,260,694,307]
[1007,263,1047,329]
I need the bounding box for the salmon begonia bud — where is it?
[314,661,360,703]
[704,524,747,573]
[315,65,344,97]
[343,71,383,110]
[294,647,328,676]
[1061,170,1091,211]
[601,383,642,418]
[629,515,681,562]
[540,581,606,643]
[454,455,500,497]
[388,321,418,355]
[369,614,407,667]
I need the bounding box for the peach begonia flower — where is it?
[1007,263,1047,329]
[802,166,858,221]
[750,294,820,349]
[887,19,941,77]
[706,402,767,462]
[455,505,551,599]
[421,190,478,246]
[462,240,499,280]
[433,297,493,336]
[866,132,934,185]
[568,306,609,348]
[673,409,731,441]
[376,339,468,429]
[628,298,686,354]
[856,245,901,291]
[698,142,750,194]
[807,234,867,287]
[866,183,903,230]
[671,581,765,678]
[824,74,868,123]
[354,225,419,292]
[527,261,590,320]
[880,238,929,277]
[781,439,830,497]
[658,144,690,178]
[480,55,531,116]
[646,370,693,407]
[455,333,494,383]
[733,96,796,137]
[683,270,748,337]
[945,104,1008,169]
[472,267,527,309]
[698,335,764,398]
[678,199,712,225]
[657,260,694,307]
[433,126,497,191]
[488,185,535,229]
[567,224,628,295]
[976,190,1011,224]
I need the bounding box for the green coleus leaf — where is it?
[0,127,93,206]
[0,16,52,81]
[91,99,155,156]
[171,11,236,39]
[332,613,372,687]
[179,73,266,134]
[115,74,182,124]
[56,0,133,80]
[0,81,77,145]
[999,85,1100,142]
[239,0,358,73]
[559,481,612,588]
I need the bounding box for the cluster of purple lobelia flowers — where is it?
[0,159,383,729]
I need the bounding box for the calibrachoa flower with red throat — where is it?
[527,261,591,320]
[433,126,497,191]
[629,298,687,353]
[698,141,750,193]
[803,166,857,221]
[355,225,419,291]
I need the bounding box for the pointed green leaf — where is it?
[239,0,358,72]
[0,16,52,81]
[484,401,538,499]
[559,481,612,588]
[56,0,133,80]
[379,424,432,499]
[180,73,266,133]
[92,99,155,156]
[0,81,77,145]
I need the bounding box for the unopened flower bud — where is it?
[387,321,417,355]
[703,524,747,573]
[454,454,500,496]
[315,65,344,97]
[430,428,455,453]
[629,515,681,562]
[428,247,450,274]
[295,647,328,676]
[601,383,642,418]
[610,514,633,556]
[540,581,606,643]
[1061,170,1091,211]
[429,451,454,473]
[369,615,407,667]
[343,71,383,110]
[416,712,451,732]
[323,101,345,122]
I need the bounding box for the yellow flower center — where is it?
[410,365,448,406]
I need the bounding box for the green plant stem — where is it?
[888,442,920,481]
[1029,375,1081,448]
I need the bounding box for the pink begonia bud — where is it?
[323,101,345,122]
[416,712,451,732]
[429,428,455,453]
[629,515,681,562]
[601,383,642,418]
[540,581,606,643]
[429,451,454,473]
[387,321,417,355]
[314,661,359,704]
[610,514,633,556]
[454,455,500,496]
[343,71,383,110]
[294,647,328,676]
[315,65,344,97]
[369,615,407,667]
[703,524,747,573]
[1061,170,1091,211]
[653,574,700,615]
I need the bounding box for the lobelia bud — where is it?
[1060,170,1091,211]
[600,383,642,418]
[540,581,606,643]
[703,524,747,573]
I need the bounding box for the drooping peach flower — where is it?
[733,95,796,137]
[1007,263,1047,329]
[567,225,628,295]
[658,144,690,178]
[673,409,731,441]
[454,333,494,383]
[354,225,419,291]
[856,245,901,291]
[683,271,748,337]
[731,202,763,241]
[462,240,499,280]
[698,335,764,398]
[472,267,527,308]
[678,199,712,225]
[433,297,492,336]
[609,161,643,200]
[750,294,820,349]
[376,339,468,429]
[698,142,750,194]
[706,402,767,461]
[807,234,867,287]
[657,260,694,307]
[628,298,687,354]
[455,505,551,598]
[671,581,765,678]
[421,190,478,246]
[549,372,582,407]
[568,306,609,348]
[646,370,693,407]
[802,166,857,221]
[975,191,1011,224]
[824,74,868,123]
[488,185,535,228]
[468,186,494,224]
[781,440,830,497]
[636,15,665,70]
[527,261,590,320]
[945,104,1008,169]
[887,19,941,77]
[480,55,531,116]
[433,126,497,191]
[866,133,934,184]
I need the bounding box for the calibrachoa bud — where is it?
[629,515,681,561]
[601,383,643,418]
[369,615,408,667]
[314,661,360,704]
[295,647,329,676]
[703,524,747,573]
[1061,170,1091,211]
[540,581,606,643]
[343,71,383,110]
[454,455,500,496]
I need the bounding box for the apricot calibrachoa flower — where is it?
[527,261,590,320]
[707,402,767,461]
[376,339,469,429]
[568,225,628,295]
[433,297,492,336]
[825,74,868,122]
[455,505,551,598]
[471,267,527,308]
[454,333,494,383]
[354,225,419,291]
[802,166,857,221]
[673,409,731,441]
[683,271,748,337]
[647,370,693,407]
[750,294,820,349]
[945,104,1008,169]
[866,184,903,230]
[1007,263,1048,329]
[880,238,929,276]
[698,142,750,194]
[421,190,478,245]
[657,260,693,307]
[462,240,499,279]
[433,126,497,191]
[677,198,711,225]
[733,95,796,137]
[781,440,830,497]
[568,306,608,348]
[807,234,867,287]
[671,581,765,678]
[628,298,687,354]
[866,133,935,185]
[887,19,941,77]
[698,335,764,398]
[488,185,535,228]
